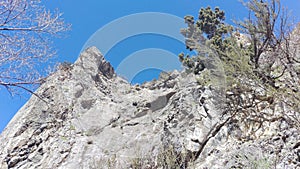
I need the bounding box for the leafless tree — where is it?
[0,0,70,95]
[236,0,296,88]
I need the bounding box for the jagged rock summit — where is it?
[0,47,299,168]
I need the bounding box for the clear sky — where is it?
[0,0,299,133]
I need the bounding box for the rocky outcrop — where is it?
[0,46,299,168]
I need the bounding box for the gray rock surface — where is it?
[0,46,299,169]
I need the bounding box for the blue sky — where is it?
[0,0,299,133]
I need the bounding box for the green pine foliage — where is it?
[179,0,300,133]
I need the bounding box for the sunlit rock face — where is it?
[0,46,299,169]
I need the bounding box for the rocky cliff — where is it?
[0,47,299,169]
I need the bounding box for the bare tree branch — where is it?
[0,0,70,96]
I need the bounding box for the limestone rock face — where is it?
[0,47,299,169]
